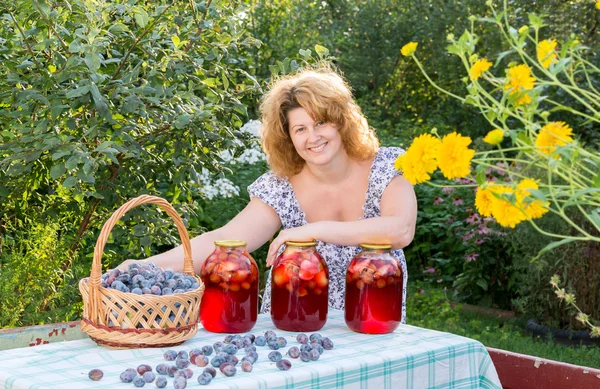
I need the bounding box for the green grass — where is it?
[407,285,600,370]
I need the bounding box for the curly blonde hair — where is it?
[259,65,379,177]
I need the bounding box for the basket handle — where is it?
[90,195,194,289]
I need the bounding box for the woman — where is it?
[120,65,417,321]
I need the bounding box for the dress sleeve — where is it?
[363,147,406,217]
[247,171,290,221]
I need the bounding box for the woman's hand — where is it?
[266,223,321,267]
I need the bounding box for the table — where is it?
[0,309,501,388]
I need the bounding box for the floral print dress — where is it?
[247,146,408,323]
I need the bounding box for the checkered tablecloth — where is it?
[0,309,501,388]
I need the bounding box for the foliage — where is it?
[409,174,514,309]
[0,209,85,327]
[407,283,600,369]
[400,1,600,333]
[0,0,261,327]
[508,211,600,332]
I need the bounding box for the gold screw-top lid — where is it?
[285,241,317,247]
[359,243,393,250]
[214,240,247,247]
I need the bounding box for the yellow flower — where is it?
[490,185,526,228]
[469,58,492,81]
[483,129,504,145]
[505,64,535,105]
[475,183,497,217]
[596,0,600,10]
[516,178,549,219]
[535,121,574,157]
[436,132,475,179]
[537,39,558,69]
[401,42,418,57]
[395,134,441,185]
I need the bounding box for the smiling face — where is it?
[287,107,344,168]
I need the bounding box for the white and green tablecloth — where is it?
[0,309,501,389]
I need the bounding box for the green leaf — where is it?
[172,35,181,48]
[134,8,149,28]
[590,210,600,230]
[475,164,486,186]
[86,191,104,199]
[62,176,77,189]
[84,53,101,73]
[52,151,71,160]
[0,186,8,196]
[527,13,545,30]
[95,141,113,152]
[314,44,329,59]
[299,49,312,58]
[90,83,110,121]
[174,114,192,129]
[68,39,82,53]
[532,238,577,261]
[83,161,93,175]
[221,70,229,90]
[65,85,90,99]
[65,155,80,170]
[494,49,516,66]
[25,150,43,162]
[50,164,66,179]
[549,58,572,75]
[564,188,600,206]
[593,170,600,188]
[476,278,489,291]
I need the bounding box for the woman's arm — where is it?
[119,197,282,273]
[266,175,417,265]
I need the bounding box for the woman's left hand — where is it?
[266,224,320,267]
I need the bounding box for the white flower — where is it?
[240,119,262,137]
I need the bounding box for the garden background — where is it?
[0,0,599,368]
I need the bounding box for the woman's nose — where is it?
[307,127,321,142]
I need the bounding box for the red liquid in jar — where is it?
[200,241,258,333]
[271,243,328,331]
[345,247,403,334]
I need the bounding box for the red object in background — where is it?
[200,240,258,333]
[345,244,403,334]
[487,347,600,389]
[271,241,328,331]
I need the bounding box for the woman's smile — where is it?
[308,142,328,153]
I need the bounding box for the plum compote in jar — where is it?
[271,241,328,331]
[200,240,258,333]
[345,244,403,334]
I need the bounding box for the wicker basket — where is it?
[79,195,205,349]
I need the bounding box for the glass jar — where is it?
[200,240,258,333]
[271,241,328,331]
[345,244,403,334]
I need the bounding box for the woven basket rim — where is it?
[79,195,204,348]
[80,276,203,297]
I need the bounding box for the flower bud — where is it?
[469,54,479,63]
[468,15,477,22]
[540,111,550,120]
[518,26,529,35]
[446,33,455,41]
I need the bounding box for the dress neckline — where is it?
[284,148,381,226]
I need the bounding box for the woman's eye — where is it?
[296,127,305,133]
[316,121,325,126]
